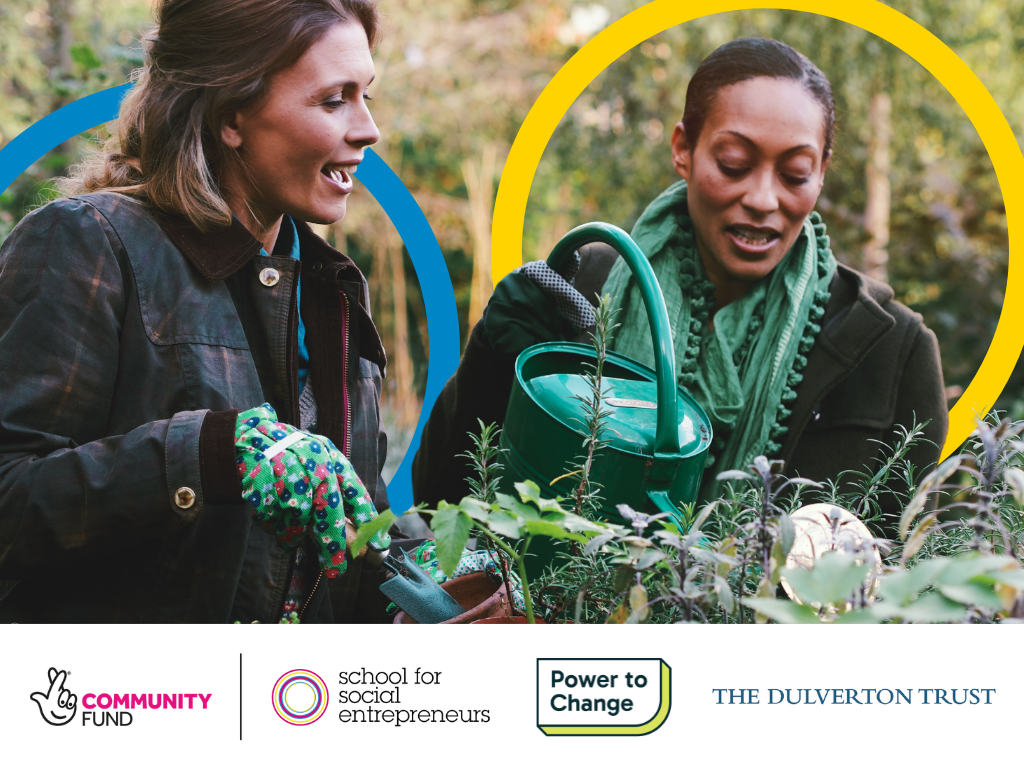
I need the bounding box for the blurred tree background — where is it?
[1,0,1022,477]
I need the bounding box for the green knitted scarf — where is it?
[603,180,836,502]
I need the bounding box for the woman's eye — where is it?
[717,162,748,177]
[782,174,810,186]
[323,98,346,108]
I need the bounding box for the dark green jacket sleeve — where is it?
[411,314,517,507]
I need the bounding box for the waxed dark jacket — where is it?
[0,192,389,623]
[413,242,948,536]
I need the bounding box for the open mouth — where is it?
[321,164,356,193]
[726,224,781,251]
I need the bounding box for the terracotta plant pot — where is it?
[392,572,514,624]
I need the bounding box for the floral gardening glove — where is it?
[234,404,391,579]
[407,540,525,614]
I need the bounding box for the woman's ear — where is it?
[220,112,245,149]
[670,121,693,181]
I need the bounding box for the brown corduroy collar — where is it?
[155,209,388,373]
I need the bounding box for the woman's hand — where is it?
[233,404,390,577]
[483,257,596,357]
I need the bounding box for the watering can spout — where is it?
[646,489,684,529]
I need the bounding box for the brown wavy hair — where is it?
[63,0,381,232]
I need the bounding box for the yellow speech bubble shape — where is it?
[491,0,1024,460]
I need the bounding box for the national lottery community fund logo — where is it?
[272,669,329,725]
[30,668,77,726]
[29,666,213,727]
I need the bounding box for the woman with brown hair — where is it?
[0,0,394,623]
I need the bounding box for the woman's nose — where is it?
[347,100,380,148]
[741,168,779,215]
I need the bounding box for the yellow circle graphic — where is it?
[491,0,1024,459]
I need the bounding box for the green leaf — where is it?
[1004,467,1024,506]
[511,499,542,521]
[562,512,610,534]
[348,510,394,557]
[874,592,968,623]
[901,512,938,563]
[938,583,1005,610]
[770,540,785,586]
[900,456,959,539]
[716,469,752,483]
[584,532,614,556]
[515,479,542,503]
[485,510,522,539]
[515,480,563,510]
[637,549,667,570]
[458,497,492,523]
[714,576,736,616]
[778,512,796,559]
[939,555,1014,586]
[613,567,633,594]
[494,492,518,511]
[878,558,950,606]
[689,501,718,533]
[987,568,1024,589]
[629,584,650,622]
[741,597,820,624]
[781,552,869,607]
[524,519,585,542]
[606,601,629,624]
[70,43,102,71]
[432,507,473,576]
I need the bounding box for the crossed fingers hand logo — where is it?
[30,668,77,726]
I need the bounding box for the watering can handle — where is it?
[546,222,680,458]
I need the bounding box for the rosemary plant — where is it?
[559,293,619,517]
[458,418,506,504]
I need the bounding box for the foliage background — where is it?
[1,0,1023,477]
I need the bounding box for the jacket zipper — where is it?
[298,565,324,622]
[339,292,353,455]
[297,290,354,623]
[279,261,306,622]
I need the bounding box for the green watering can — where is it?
[499,222,713,531]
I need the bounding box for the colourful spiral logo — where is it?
[272,669,329,726]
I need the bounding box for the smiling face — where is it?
[671,77,830,303]
[219,21,379,229]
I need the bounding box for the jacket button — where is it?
[259,267,281,287]
[310,261,323,273]
[174,487,196,509]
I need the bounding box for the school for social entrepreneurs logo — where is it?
[30,668,77,726]
[272,669,329,726]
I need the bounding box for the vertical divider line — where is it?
[239,653,243,741]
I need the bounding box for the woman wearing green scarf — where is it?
[414,38,947,531]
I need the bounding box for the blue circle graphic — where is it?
[0,85,459,514]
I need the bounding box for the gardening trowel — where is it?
[379,550,465,624]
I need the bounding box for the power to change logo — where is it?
[536,658,671,736]
[272,669,329,726]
